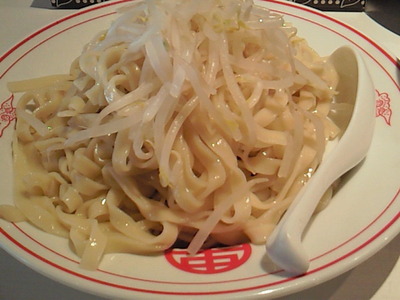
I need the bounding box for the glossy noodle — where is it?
[1,0,340,269]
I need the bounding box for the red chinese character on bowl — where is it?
[165,244,252,274]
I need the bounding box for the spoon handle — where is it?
[265,146,361,274]
[266,46,375,275]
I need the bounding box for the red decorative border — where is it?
[0,0,399,297]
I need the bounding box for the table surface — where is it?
[0,1,399,299]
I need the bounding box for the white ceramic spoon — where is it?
[265,45,376,275]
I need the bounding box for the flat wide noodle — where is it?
[2,0,340,269]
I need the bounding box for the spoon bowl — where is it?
[265,45,376,275]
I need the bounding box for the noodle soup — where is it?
[1,0,340,269]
